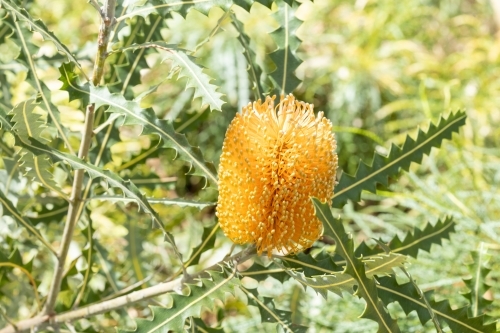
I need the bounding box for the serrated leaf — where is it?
[232,14,265,100]
[312,198,400,333]
[285,269,356,299]
[282,251,343,277]
[92,195,215,209]
[281,252,405,298]
[15,136,177,244]
[118,42,225,111]
[59,63,218,186]
[123,208,146,283]
[377,275,496,333]
[164,47,225,111]
[9,99,66,197]
[243,287,308,333]
[240,259,290,283]
[463,248,493,317]
[333,112,467,208]
[0,189,56,255]
[6,15,74,151]
[18,152,67,198]
[268,0,303,95]
[355,217,456,258]
[0,0,84,72]
[108,14,164,98]
[9,99,47,142]
[120,266,239,333]
[0,248,41,309]
[120,0,234,21]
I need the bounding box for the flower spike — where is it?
[217,94,338,256]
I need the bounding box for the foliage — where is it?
[0,0,499,332]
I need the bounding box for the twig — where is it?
[92,0,116,86]
[43,104,96,315]
[87,0,101,13]
[0,247,257,333]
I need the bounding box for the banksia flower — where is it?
[216,94,338,256]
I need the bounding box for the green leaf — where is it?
[281,252,405,298]
[355,217,456,258]
[312,198,400,333]
[123,208,147,284]
[9,99,66,198]
[18,152,67,198]
[107,15,164,98]
[268,0,303,95]
[9,99,47,142]
[15,136,176,244]
[232,14,264,100]
[0,0,84,73]
[377,275,496,333]
[120,266,239,333]
[0,189,57,255]
[119,0,234,21]
[59,63,218,186]
[117,42,225,111]
[7,15,74,151]
[284,269,356,299]
[333,111,467,208]
[91,195,215,209]
[282,251,343,277]
[243,287,308,333]
[462,248,493,318]
[240,259,291,283]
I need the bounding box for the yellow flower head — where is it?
[216,94,338,256]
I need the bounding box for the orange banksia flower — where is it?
[216,94,338,256]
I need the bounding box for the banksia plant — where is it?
[2,0,494,332]
[216,94,338,256]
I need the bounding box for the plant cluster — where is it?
[0,0,498,332]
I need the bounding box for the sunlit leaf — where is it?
[313,199,401,333]
[119,266,239,333]
[0,0,84,73]
[462,248,493,318]
[333,112,467,208]
[243,287,308,333]
[267,0,302,95]
[0,190,56,255]
[377,275,496,333]
[59,63,218,186]
[355,217,456,258]
[117,42,225,111]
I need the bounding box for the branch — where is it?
[43,104,95,315]
[43,0,116,315]
[92,0,116,86]
[0,247,257,333]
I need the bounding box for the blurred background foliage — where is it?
[1,0,499,331]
